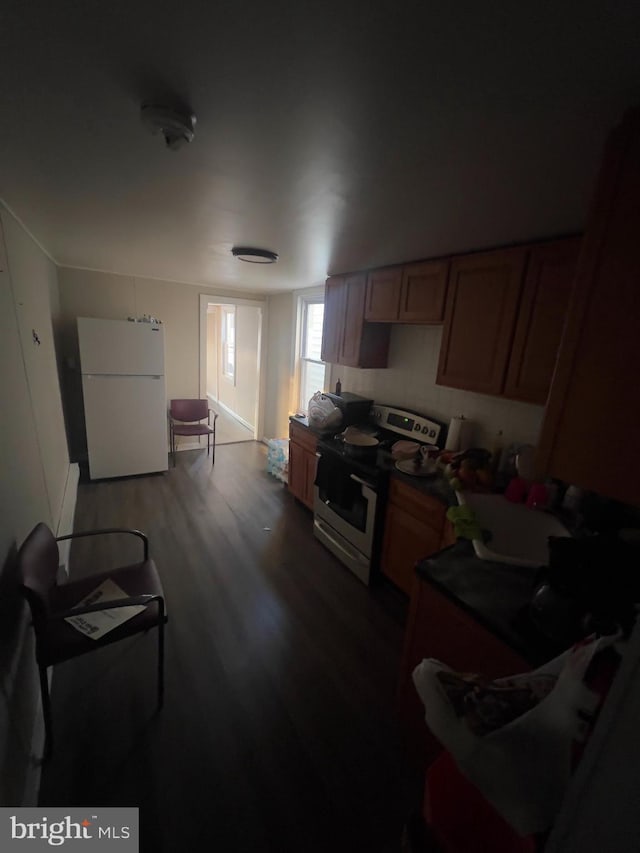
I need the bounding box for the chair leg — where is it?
[39,665,53,761]
[171,427,176,467]
[157,604,165,710]
[212,425,216,466]
[207,433,210,457]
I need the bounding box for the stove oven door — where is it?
[313,452,378,562]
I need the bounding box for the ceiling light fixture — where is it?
[231,247,279,264]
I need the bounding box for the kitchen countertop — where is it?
[388,465,455,504]
[417,539,565,666]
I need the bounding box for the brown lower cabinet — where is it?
[288,421,317,511]
[397,577,530,767]
[380,478,451,595]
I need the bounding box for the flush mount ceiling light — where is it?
[141,104,196,151]
[231,247,279,264]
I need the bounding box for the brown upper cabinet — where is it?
[364,260,449,323]
[537,110,640,506]
[321,273,391,368]
[320,275,346,364]
[436,248,528,395]
[365,267,403,321]
[503,239,580,404]
[436,241,579,402]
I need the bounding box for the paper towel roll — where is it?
[445,416,474,452]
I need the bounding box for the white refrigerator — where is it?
[78,317,168,479]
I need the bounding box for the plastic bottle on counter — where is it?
[490,430,504,474]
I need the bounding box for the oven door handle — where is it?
[349,473,376,490]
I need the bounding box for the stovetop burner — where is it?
[316,434,392,484]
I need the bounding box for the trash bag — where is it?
[308,392,342,432]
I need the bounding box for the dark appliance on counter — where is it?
[530,534,640,644]
[313,404,444,585]
[322,391,373,427]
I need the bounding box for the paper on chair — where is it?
[65,578,147,640]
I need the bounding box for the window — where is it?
[298,297,326,413]
[222,306,235,382]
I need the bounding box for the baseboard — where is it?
[208,394,255,433]
[56,462,79,582]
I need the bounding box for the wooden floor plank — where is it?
[39,442,420,852]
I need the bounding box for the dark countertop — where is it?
[388,466,455,505]
[289,414,312,430]
[417,539,564,666]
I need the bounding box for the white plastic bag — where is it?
[307,392,342,431]
[412,633,621,835]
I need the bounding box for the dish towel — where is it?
[446,505,483,541]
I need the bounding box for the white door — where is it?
[82,374,168,479]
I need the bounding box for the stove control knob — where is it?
[414,423,421,432]
[422,426,428,434]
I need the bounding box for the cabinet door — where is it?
[303,448,318,511]
[380,503,442,595]
[399,260,449,323]
[537,111,640,505]
[365,267,402,321]
[436,249,527,395]
[320,276,345,364]
[503,239,580,404]
[288,440,306,503]
[339,272,367,366]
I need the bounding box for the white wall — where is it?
[56,267,264,459]
[330,324,544,450]
[263,291,296,439]
[206,310,218,399]
[0,207,70,804]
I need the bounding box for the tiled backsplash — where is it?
[329,325,544,450]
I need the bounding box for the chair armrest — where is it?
[56,528,149,560]
[208,409,219,423]
[52,593,165,620]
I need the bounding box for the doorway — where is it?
[199,294,266,444]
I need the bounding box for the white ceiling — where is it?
[1,1,639,293]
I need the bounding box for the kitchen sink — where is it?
[455,491,570,568]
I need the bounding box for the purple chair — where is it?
[18,523,167,759]
[169,399,218,466]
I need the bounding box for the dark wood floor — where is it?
[39,443,422,852]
